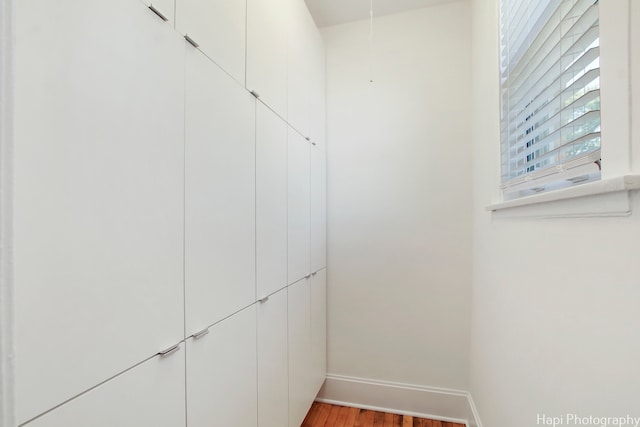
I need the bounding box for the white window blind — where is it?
[500,0,601,199]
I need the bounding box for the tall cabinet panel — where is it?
[257,288,289,427]
[256,104,288,299]
[186,306,258,427]
[288,277,313,427]
[26,349,186,427]
[175,0,246,83]
[287,129,311,285]
[247,0,289,116]
[310,143,327,272]
[310,269,328,394]
[309,27,327,145]
[14,0,185,422]
[185,48,256,336]
[287,0,317,137]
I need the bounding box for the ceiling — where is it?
[304,0,456,27]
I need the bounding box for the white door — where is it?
[26,346,186,427]
[246,0,288,116]
[310,143,327,272]
[256,103,288,299]
[14,0,185,422]
[175,0,246,84]
[288,277,313,427]
[310,268,327,394]
[257,288,289,427]
[184,47,256,336]
[186,305,258,427]
[287,128,311,285]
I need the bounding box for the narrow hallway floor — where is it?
[301,402,466,427]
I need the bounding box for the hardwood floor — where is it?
[301,402,466,427]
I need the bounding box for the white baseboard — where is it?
[316,374,483,427]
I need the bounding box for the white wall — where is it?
[470,2,640,427]
[323,0,472,391]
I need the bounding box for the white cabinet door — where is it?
[257,288,289,427]
[287,128,311,285]
[175,0,246,84]
[186,305,258,427]
[288,0,326,142]
[310,268,327,395]
[288,277,313,427]
[185,48,256,336]
[256,103,288,299]
[143,0,175,25]
[287,0,315,138]
[26,346,186,427]
[14,0,185,422]
[310,143,327,272]
[309,27,327,146]
[246,0,288,116]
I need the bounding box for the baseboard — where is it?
[315,374,483,427]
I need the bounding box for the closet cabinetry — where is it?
[257,288,290,427]
[14,0,325,426]
[26,349,186,427]
[311,143,328,272]
[14,0,185,422]
[256,103,288,299]
[184,48,256,336]
[311,269,328,393]
[175,0,246,83]
[288,128,312,285]
[287,269,327,427]
[288,0,326,142]
[288,277,314,427]
[247,0,289,117]
[186,306,258,427]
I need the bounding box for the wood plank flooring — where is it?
[301,402,466,427]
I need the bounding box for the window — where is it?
[500,0,601,199]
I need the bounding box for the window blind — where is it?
[500,0,601,199]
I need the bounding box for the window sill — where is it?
[486,175,640,218]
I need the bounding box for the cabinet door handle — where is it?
[148,4,169,22]
[184,34,199,48]
[258,296,270,303]
[249,90,260,99]
[158,343,180,358]
[304,275,312,280]
[192,328,210,340]
[311,271,318,276]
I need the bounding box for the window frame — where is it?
[489,0,639,216]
